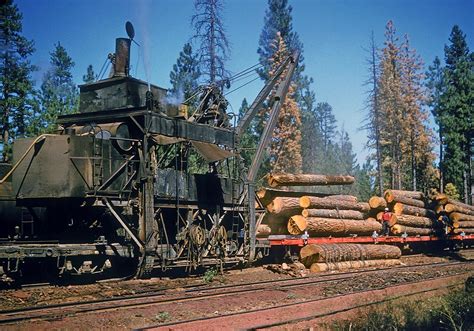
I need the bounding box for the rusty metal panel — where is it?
[12,135,94,199]
[149,115,235,148]
[79,77,166,113]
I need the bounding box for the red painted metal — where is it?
[259,234,474,247]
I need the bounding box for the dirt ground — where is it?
[0,254,472,330]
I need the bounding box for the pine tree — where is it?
[191,0,230,85]
[267,32,302,173]
[315,102,337,153]
[37,42,78,134]
[399,34,434,192]
[237,98,258,169]
[0,0,36,161]
[82,64,96,84]
[300,84,322,174]
[378,20,405,189]
[362,32,384,195]
[257,0,310,103]
[438,26,473,202]
[426,56,445,192]
[169,43,200,106]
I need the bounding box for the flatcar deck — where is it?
[258,234,474,247]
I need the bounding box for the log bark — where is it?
[384,191,425,208]
[391,224,434,236]
[267,197,302,216]
[385,190,424,200]
[256,188,330,207]
[289,217,381,236]
[310,259,401,272]
[435,195,474,212]
[368,196,387,210]
[444,203,474,216]
[300,196,363,210]
[299,244,401,267]
[301,209,365,220]
[449,212,474,222]
[435,204,445,214]
[256,224,271,237]
[452,228,474,234]
[389,215,435,228]
[454,221,474,228]
[268,173,355,187]
[392,203,436,218]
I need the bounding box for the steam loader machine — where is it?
[0,22,299,281]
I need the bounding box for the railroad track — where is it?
[0,260,469,326]
[148,273,470,330]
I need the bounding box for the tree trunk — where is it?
[444,203,474,216]
[310,259,401,272]
[368,196,387,210]
[289,217,381,236]
[268,173,355,187]
[435,204,445,214]
[391,224,433,236]
[385,189,424,200]
[384,191,425,208]
[392,203,436,218]
[389,214,434,228]
[299,196,361,210]
[257,188,329,207]
[449,212,474,222]
[301,209,365,220]
[299,243,401,267]
[454,221,474,228]
[453,228,474,234]
[256,224,271,237]
[266,197,302,216]
[436,197,474,212]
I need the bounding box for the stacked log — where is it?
[299,243,402,272]
[366,190,438,236]
[284,194,376,236]
[434,194,474,234]
[387,190,440,236]
[267,173,355,188]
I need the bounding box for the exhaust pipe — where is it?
[114,38,131,77]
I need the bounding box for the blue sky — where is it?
[16,0,474,164]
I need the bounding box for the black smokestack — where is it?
[114,38,131,77]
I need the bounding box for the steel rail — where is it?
[0,260,469,325]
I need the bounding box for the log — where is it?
[384,191,425,208]
[392,203,436,218]
[266,197,302,216]
[288,215,307,235]
[256,224,271,237]
[389,214,435,228]
[435,195,474,212]
[301,209,364,220]
[256,188,330,207]
[391,224,434,236]
[385,190,424,200]
[300,196,364,210]
[376,211,384,222]
[357,202,370,213]
[449,212,474,223]
[368,196,387,210]
[310,259,401,272]
[289,217,381,236]
[299,244,401,267]
[452,228,474,234]
[454,221,474,228]
[445,203,474,216]
[268,173,355,187]
[435,204,445,214]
